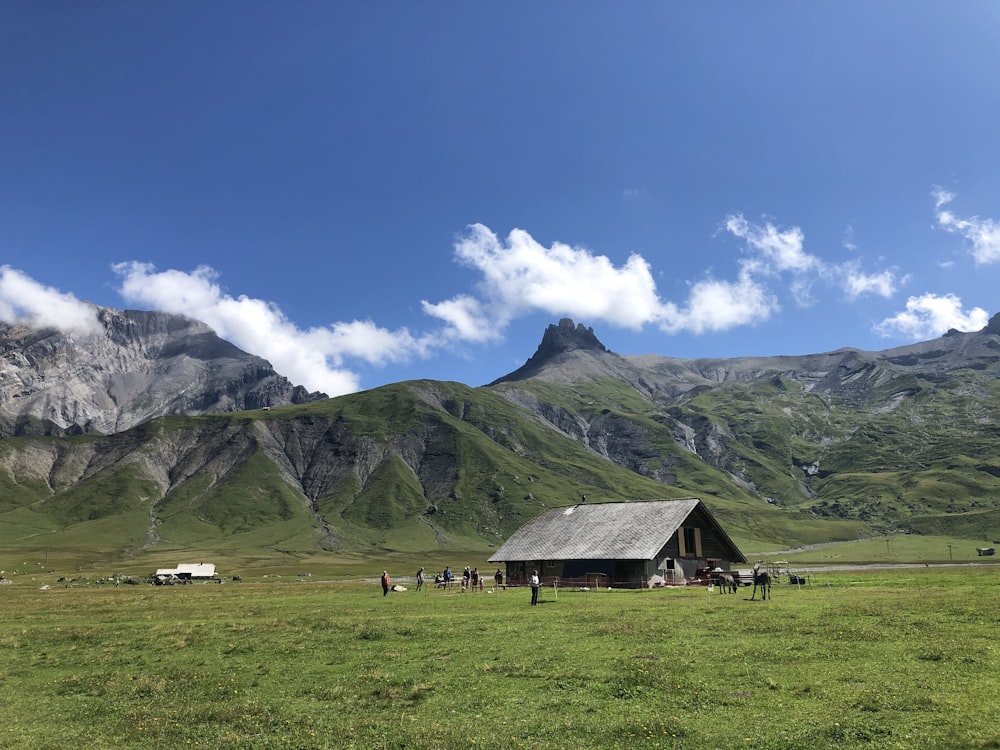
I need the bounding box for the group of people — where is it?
[385,566,506,593]
[382,566,539,605]
[457,565,484,591]
[437,565,505,592]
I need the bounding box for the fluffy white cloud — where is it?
[423,223,782,340]
[874,293,989,340]
[453,224,664,328]
[725,214,815,275]
[0,266,101,335]
[723,214,901,304]
[932,186,956,210]
[420,294,496,343]
[842,267,900,299]
[425,218,904,344]
[658,272,778,334]
[113,262,433,396]
[933,187,1000,264]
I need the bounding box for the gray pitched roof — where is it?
[488,498,706,563]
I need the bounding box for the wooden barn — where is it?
[487,498,745,588]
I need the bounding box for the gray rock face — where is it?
[0,307,326,436]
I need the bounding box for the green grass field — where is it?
[2,567,998,749]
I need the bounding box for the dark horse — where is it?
[715,572,738,594]
[750,562,771,601]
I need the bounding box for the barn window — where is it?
[679,527,702,557]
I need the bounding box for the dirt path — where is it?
[784,561,1000,573]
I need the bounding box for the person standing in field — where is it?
[530,569,540,606]
[416,567,424,592]
[494,568,503,590]
[471,567,480,591]
[381,570,390,596]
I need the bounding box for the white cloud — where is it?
[429,224,666,332]
[722,214,901,304]
[0,266,101,335]
[423,223,782,340]
[842,267,900,299]
[420,295,496,343]
[658,271,778,334]
[426,219,904,344]
[113,262,433,396]
[931,186,956,210]
[932,187,1000,264]
[874,293,989,340]
[842,225,858,253]
[725,214,815,275]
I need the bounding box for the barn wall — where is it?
[504,561,529,583]
[694,505,744,561]
[506,559,652,587]
[504,560,566,584]
[652,552,701,579]
[660,508,738,565]
[647,558,685,584]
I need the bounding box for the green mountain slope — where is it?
[488,319,1000,544]
[1,380,821,560]
[4,315,1000,565]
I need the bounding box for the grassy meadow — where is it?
[2,566,999,749]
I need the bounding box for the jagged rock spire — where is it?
[535,319,608,356]
[488,319,609,385]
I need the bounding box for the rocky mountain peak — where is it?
[536,318,609,356]
[489,319,610,385]
[0,306,326,436]
[984,312,1000,336]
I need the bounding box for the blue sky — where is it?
[2,3,999,396]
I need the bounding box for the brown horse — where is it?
[750,563,771,601]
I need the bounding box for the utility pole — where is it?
[948,544,953,561]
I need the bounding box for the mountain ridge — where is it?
[2,308,1000,561]
[0,306,326,437]
[495,313,1000,399]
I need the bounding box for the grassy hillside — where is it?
[0,381,805,568]
[4,348,1000,571]
[489,358,1000,547]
